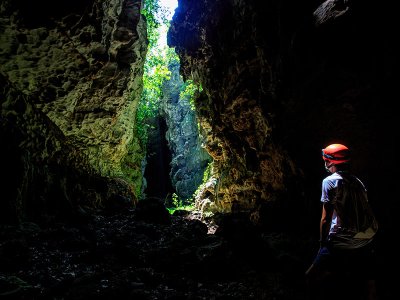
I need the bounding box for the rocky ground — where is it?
[0,199,392,300]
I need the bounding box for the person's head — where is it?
[322,143,350,173]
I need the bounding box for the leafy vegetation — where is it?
[179,80,203,110]
[202,161,213,183]
[166,193,195,214]
[137,1,170,149]
[194,161,213,196]
[138,0,203,149]
[166,161,214,214]
[137,0,209,203]
[141,0,167,48]
[136,47,171,148]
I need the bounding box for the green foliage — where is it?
[137,1,182,149]
[138,0,201,148]
[166,46,180,67]
[202,161,213,183]
[136,49,182,149]
[136,46,171,148]
[165,161,214,215]
[137,0,173,149]
[142,0,168,48]
[138,0,209,206]
[179,80,203,110]
[165,161,214,216]
[166,204,195,215]
[172,192,180,207]
[166,193,195,215]
[192,161,214,200]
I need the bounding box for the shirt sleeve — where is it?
[321,177,336,203]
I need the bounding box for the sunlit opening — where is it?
[160,0,178,19]
[158,0,178,47]
[139,0,212,214]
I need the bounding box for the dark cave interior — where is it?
[144,115,174,200]
[13,0,94,28]
[0,0,399,299]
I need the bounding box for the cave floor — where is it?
[0,207,392,300]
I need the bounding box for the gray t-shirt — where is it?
[321,171,378,249]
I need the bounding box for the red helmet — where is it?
[322,143,350,165]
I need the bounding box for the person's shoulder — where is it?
[324,172,342,182]
[322,173,340,190]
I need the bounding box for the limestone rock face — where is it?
[0,0,147,221]
[1,0,397,234]
[160,62,211,201]
[168,0,301,216]
[168,0,398,229]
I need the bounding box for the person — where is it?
[305,143,379,300]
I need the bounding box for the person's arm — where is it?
[319,203,333,247]
[305,202,334,276]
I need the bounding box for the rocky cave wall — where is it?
[0,0,147,222]
[160,61,211,201]
[168,0,399,231]
[1,0,398,234]
[143,61,211,202]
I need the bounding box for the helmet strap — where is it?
[325,162,334,173]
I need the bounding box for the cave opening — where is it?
[139,0,212,210]
[0,0,397,299]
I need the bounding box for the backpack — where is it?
[333,172,378,237]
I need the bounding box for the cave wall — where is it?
[1,0,398,233]
[168,0,399,230]
[168,0,309,222]
[161,61,212,201]
[0,0,147,222]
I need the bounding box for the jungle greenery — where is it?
[138,0,208,207]
[166,161,214,215]
[166,193,195,214]
[138,0,201,150]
